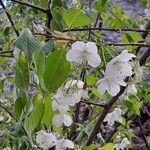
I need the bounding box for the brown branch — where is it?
[86,48,150,145]
[0,54,13,58]
[106,43,150,47]
[138,117,150,150]
[46,0,52,29]
[80,100,106,108]
[0,0,19,36]
[63,27,150,33]
[135,20,150,54]
[11,0,47,14]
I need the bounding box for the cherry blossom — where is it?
[53,113,73,127]
[36,130,57,150]
[97,50,135,96]
[56,139,74,150]
[66,41,101,67]
[104,108,122,126]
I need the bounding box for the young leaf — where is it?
[42,96,54,128]
[14,28,40,59]
[102,143,114,150]
[14,90,27,118]
[43,49,70,93]
[14,53,29,89]
[95,0,108,13]
[62,9,92,28]
[24,94,44,137]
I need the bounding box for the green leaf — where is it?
[14,28,40,59]
[24,94,44,137]
[62,9,92,28]
[95,0,108,13]
[102,143,114,150]
[14,53,29,89]
[43,49,70,93]
[82,144,98,150]
[14,90,27,118]
[33,50,45,89]
[42,41,54,56]
[42,96,54,128]
[122,32,143,52]
[86,75,96,86]
[123,97,141,115]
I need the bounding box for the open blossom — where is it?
[52,80,88,127]
[114,137,130,150]
[36,130,74,150]
[53,113,73,127]
[97,50,135,96]
[56,139,74,150]
[66,41,101,67]
[104,108,122,126]
[36,130,57,150]
[97,77,126,96]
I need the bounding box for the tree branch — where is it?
[135,20,150,54]
[80,100,106,108]
[0,0,19,36]
[86,48,150,145]
[63,27,150,33]
[138,117,150,150]
[106,42,150,47]
[11,0,47,14]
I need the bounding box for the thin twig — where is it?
[0,0,19,36]
[106,43,150,47]
[138,117,150,150]
[11,0,47,13]
[63,27,150,33]
[80,100,106,108]
[0,102,17,120]
[135,20,150,54]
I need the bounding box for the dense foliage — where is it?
[0,0,150,150]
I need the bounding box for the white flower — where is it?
[114,137,130,150]
[97,77,126,96]
[105,50,135,78]
[36,130,74,150]
[53,113,73,127]
[36,130,57,150]
[97,50,135,96]
[66,41,101,67]
[56,139,74,150]
[104,108,122,126]
[52,80,88,112]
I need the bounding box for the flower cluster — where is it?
[66,41,101,68]
[52,80,88,127]
[36,130,74,150]
[97,50,135,96]
[114,137,130,150]
[104,108,123,126]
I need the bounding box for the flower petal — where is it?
[63,139,74,149]
[63,114,73,127]
[85,42,98,54]
[87,53,101,67]
[108,82,120,96]
[53,114,63,127]
[71,41,85,51]
[66,49,82,64]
